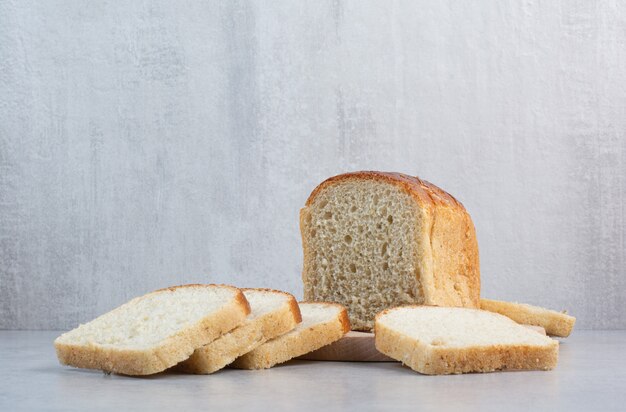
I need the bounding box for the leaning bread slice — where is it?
[231,302,350,369]
[375,306,559,375]
[177,288,302,374]
[480,298,575,337]
[54,284,250,375]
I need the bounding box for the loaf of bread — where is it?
[301,171,480,330]
[54,284,250,375]
[375,306,559,374]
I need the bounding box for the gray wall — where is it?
[1,0,625,330]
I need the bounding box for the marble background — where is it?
[1,0,624,329]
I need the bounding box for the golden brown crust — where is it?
[374,306,559,375]
[54,284,250,375]
[305,171,463,209]
[480,298,576,337]
[302,171,481,331]
[338,307,351,333]
[288,296,303,324]
[235,288,252,316]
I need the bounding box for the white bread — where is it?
[375,306,559,375]
[301,171,480,331]
[480,298,575,337]
[177,288,302,374]
[231,302,350,369]
[523,324,547,335]
[54,284,250,375]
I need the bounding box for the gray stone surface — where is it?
[1,330,626,411]
[1,1,625,329]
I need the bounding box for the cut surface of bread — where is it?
[375,306,558,375]
[177,288,302,374]
[524,324,547,335]
[54,284,250,375]
[231,302,350,369]
[480,298,575,337]
[301,171,480,331]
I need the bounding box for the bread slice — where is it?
[480,298,575,337]
[177,288,302,374]
[230,302,350,369]
[54,284,250,375]
[300,171,480,331]
[375,306,559,375]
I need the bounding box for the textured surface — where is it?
[1,1,625,330]
[375,306,558,374]
[1,331,625,412]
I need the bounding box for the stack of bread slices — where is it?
[54,285,349,375]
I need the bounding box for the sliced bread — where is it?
[177,288,302,374]
[375,306,559,375]
[231,302,350,369]
[300,171,480,331]
[54,284,250,375]
[480,298,575,337]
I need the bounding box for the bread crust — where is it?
[301,171,480,330]
[177,288,302,374]
[241,288,303,324]
[231,302,350,369]
[54,284,250,376]
[374,306,559,375]
[480,298,575,337]
[305,171,463,209]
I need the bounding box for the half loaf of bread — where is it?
[301,171,480,330]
